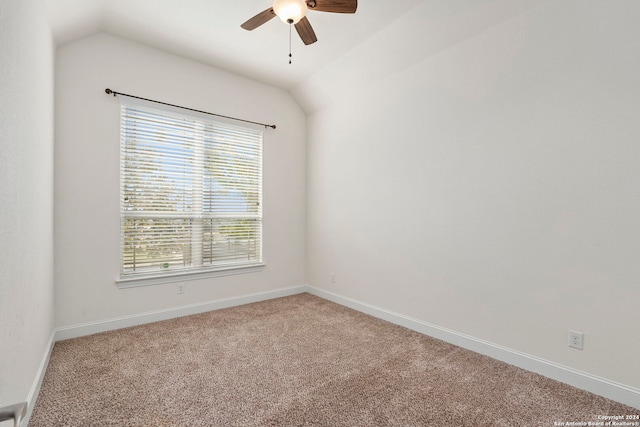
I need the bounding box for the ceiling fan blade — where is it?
[241,8,276,31]
[306,0,357,13]
[295,17,318,45]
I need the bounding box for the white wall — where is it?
[306,0,640,388]
[54,33,307,328]
[0,0,55,412]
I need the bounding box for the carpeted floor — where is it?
[29,293,637,426]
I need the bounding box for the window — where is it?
[118,101,263,284]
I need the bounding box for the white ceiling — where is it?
[45,0,549,111]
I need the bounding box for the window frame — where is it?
[115,99,265,288]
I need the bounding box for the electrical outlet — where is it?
[331,273,336,284]
[568,330,583,350]
[177,284,185,294]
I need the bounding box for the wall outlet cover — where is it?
[568,330,584,350]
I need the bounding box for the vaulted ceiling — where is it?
[45,0,548,112]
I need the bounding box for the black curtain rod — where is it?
[105,88,276,129]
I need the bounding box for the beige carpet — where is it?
[30,293,636,426]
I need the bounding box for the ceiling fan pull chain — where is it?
[288,20,293,64]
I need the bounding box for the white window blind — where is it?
[119,101,263,280]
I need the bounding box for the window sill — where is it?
[115,263,266,289]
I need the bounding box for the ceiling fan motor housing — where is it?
[273,0,307,24]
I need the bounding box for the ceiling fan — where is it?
[241,0,358,46]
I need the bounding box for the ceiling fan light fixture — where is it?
[272,0,307,24]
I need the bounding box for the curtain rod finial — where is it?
[105,88,114,96]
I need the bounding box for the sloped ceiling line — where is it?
[46,0,549,113]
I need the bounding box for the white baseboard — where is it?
[55,285,307,341]
[305,285,640,410]
[20,330,56,427]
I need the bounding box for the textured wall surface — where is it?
[0,0,55,411]
[306,0,640,388]
[54,33,307,327]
